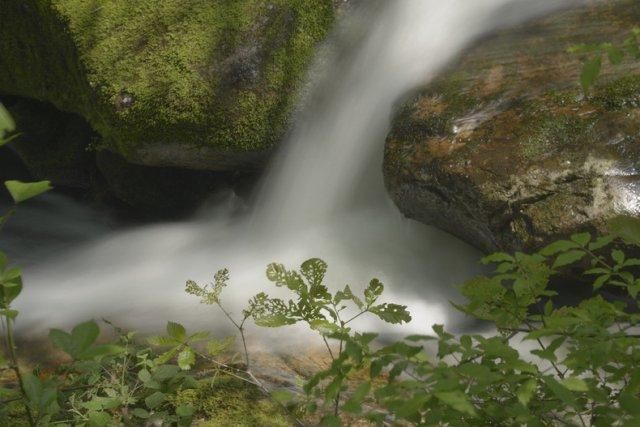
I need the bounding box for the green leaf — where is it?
[517,379,537,407]
[88,411,111,427]
[79,344,124,360]
[540,240,579,256]
[300,258,327,287]
[0,103,15,139]
[49,329,73,355]
[144,391,165,409]
[207,336,235,356]
[0,275,23,308]
[593,274,610,290]
[370,303,411,324]
[481,252,514,264]
[5,180,52,203]
[553,250,586,269]
[434,390,477,417]
[177,348,195,370]
[131,408,150,419]
[153,364,180,381]
[147,335,179,346]
[71,320,100,352]
[176,405,196,417]
[544,377,577,407]
[588,235,614,251]
[561,377,589,392]
[364,278,384,306]
[166,321,186,341]
[581,56,601,92]
[570,232,591,247]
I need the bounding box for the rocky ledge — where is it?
[384,0,640,253]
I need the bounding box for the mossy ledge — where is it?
[0,0,334,170]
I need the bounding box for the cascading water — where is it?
[5,0,580,346]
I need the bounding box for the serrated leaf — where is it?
[177,348,195,370]
[588,235,614,251]
[147,335,179,346]
[540,240,579,256]
[300,258,327,287]
[5,180,52,204]
[188,330,210,342]
[364,278,384,306]
[434,390,477,417]
[544,377,577,407]
[207,336,235,356]
[553,250,586,269]
[481,252,514,264]
[370,303,411,324]
[593,274,610,290]
[570,232,591,246]
[166,321,186,341]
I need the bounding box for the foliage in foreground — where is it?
[2,100,640,426]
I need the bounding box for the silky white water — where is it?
[6,0,580,346]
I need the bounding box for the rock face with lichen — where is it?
[0,0,334,171]
[384,0,640,253]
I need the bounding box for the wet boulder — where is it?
[0,0,334,171]
[384,0,640,253]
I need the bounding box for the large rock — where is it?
[384,0,640,253]
[0,0,334,171]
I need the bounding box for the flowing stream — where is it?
[4,0,580,347]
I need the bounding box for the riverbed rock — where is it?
[0,0,334,171]
[384,0,640,253]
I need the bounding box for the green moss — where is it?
[185,376,292,427]
[520,114,597,159]
[1,0,334,159]
[593,74,640,110]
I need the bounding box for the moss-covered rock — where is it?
[384,0,640,253]
[0,0,334,171]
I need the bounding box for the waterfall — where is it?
[9,0,579,343]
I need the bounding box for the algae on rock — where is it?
[0,0,334,171]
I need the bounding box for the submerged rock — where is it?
[384,0,640,253]
[0,0,334,171]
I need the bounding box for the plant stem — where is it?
[5,316,35,426]
[216,303,251,369]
